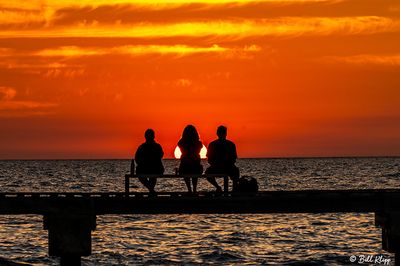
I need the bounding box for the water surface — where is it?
[0,158,398,265]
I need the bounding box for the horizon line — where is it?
[1,155,399,161]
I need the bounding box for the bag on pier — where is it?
[237,176,258,194]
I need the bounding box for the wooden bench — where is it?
[124,174,230,195]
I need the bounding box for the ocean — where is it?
[0,157,399,265]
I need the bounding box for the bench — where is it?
[124,174,230,195]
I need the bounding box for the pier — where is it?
[1,189,400,265]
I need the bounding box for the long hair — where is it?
[180,125,200,144]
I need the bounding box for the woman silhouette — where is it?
[177,125,203,193]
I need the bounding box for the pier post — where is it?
[375,211,400,266]
[125,175,130,195]
[43,213,96,266]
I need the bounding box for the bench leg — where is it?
[125,176,129,196]
[223,176,229,194]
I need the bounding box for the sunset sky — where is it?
[0,0,399,159]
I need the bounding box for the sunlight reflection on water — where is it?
[0,158,398,265]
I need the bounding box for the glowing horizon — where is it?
[174,145,207,159]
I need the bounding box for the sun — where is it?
[200,145,207,159]
[174,146,182,159]
[174,145,207,159]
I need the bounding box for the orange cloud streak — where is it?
[323,54,400,66]
[1,16,399,38]
[33,44,261,57]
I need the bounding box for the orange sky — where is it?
[0,0,399,159]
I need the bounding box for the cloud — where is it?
[0,0,337,9]
[42,68,86,78]
[33,44,262,57]
[323,54,400,66]
[0,86,16,100]
[0,48,13,54]
[0,86,57,116]
[0,9,46,25]
[50,0,399,26]
[1,16,398,39]
[51,1,345,26]
[0,44,259,58]
[0,61,77,69]
[175,78,192,87]
[0,0,343,28]
[0,101,57,111]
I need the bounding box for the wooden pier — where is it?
[1,189,400,265]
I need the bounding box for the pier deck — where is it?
[1,189,400,265]
[0,189,399,214]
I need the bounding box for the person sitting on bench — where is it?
[133,129,164,193]
[206,125,240,192]
[177,125,203,193]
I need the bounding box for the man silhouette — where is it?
[134,129,164,193]
[206,126,240,192]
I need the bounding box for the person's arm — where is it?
[177,140,183,154]
[177,141,185,160]
[132,145,143,175]
[159,144,164,159]
[207,142,216,164]
[206,144,211,163]
[134,145,143,165]
[158,144,165,174]
[231,142,238,164]
[197,141,203,156]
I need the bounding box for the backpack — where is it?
[237,176,259,194]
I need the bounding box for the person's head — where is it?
[217,125,227,139]
[144,129,155,142]
[181,124,200,142]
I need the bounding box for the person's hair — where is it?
[217,125,227,138]
[181,125,200,143]
[144,129,155,141]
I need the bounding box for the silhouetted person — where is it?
[206,126,240,192]
[177,125,203,193]
[134,129,164,193]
